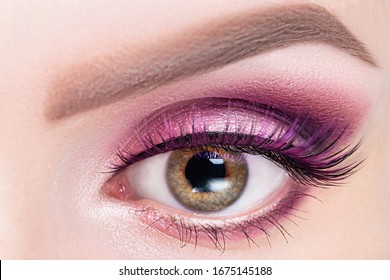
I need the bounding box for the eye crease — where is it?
[44,4,376,121]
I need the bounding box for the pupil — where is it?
[184,151,226,192]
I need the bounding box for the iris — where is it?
[167,148,248,212]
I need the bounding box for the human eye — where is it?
[102,97,362,252]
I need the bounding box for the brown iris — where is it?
[166,148,248,212]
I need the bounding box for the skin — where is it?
[0,0,389,259]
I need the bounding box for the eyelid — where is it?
[101,97,363,243]
[107,97,362,186]
[101,64,371,164]
[94,54,371,252]
[100,93,364,251]
[102,171,311,251]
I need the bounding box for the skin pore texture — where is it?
[0,0,390,259]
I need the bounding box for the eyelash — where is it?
[106,101,362,251]
[132,189,316,253]
[110,118,361,187]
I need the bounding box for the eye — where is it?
[126,148,287,214]
[102,97,361,250]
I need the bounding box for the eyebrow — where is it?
[46,4,377,121]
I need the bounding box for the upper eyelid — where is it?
[108,98,362,187]
[44,3,376,121]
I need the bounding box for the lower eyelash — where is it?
[133,187,317,253]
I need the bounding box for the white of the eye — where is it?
[126,151,288,216]
[218,154,287,215]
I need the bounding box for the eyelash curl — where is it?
[106,101,363,252]
[110,117,362,187]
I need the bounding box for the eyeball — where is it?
[125,147,287,215]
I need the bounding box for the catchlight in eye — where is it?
[167,148,248,212]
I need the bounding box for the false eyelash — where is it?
[109,117,362,188]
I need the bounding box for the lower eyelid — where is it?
[102,157,315,250]
[105,179,310,250]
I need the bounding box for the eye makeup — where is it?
[102,90,364,251]
[129,184,308,251]
[109,97,360,182]
[44,4,376,121]
[82,32,374,256]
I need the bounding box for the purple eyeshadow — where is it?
[110,97,361,187]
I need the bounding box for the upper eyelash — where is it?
[109,116,362,188]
